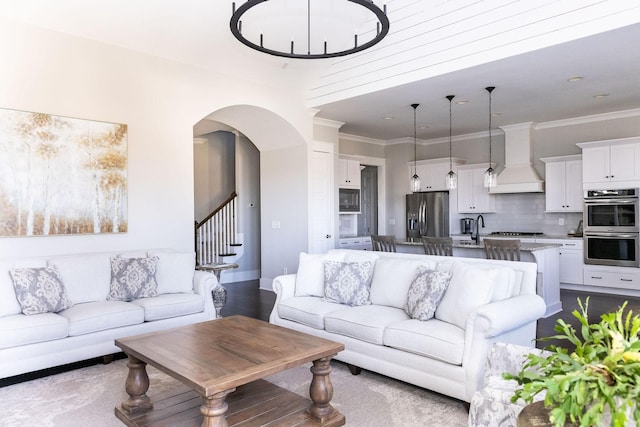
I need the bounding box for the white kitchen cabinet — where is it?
[541,156,583,212]
[541,238,584,285]
[583,265,640,291]
[337,159,361,188]
[578,138,640,189]
[457,165,495,213]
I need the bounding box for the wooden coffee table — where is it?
[114,315,345,427]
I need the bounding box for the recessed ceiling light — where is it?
[384,116,394,120]
[492,112,502,116]
[419,125,429,129]
[456,100,469,105]
[567,76,583,82]
[593,93,609,98]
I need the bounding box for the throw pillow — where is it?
[435,261,497,329]
[9,266,73,315]
[404,267,452,321]
[295,252,345,297]
[107,256,159,301]
[323,260,374,306]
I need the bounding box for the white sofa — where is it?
[269,249,546,403]
[0,249,219,379]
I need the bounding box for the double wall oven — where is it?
[584,188,640,267]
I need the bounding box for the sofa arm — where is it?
[193,270,219,318]
[272,274,296,299]
[470,294,546,338]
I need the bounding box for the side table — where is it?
[196,262,238,317]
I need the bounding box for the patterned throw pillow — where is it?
[107,256,159,301]
[323,260,374,306]
[9,267,73,315]
[405,267,452,321]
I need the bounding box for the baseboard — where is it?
[219,269,260,284]
[259,277,273,291]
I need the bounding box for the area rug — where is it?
[0,359,468,426]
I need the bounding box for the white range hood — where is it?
[490,122,544,194]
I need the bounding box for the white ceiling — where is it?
[2,1,639,141]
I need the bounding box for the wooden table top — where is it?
[115,315,344,397]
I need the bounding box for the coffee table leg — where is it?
[120,354,153,414]
[201,388,235,427]
[308,355,338,423]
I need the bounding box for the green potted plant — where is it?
[505,298,640,427]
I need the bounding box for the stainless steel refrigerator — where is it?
[406,191,450,240]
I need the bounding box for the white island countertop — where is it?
[398,239,561,251]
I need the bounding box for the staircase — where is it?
[194,192,242,268]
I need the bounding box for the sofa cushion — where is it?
[435,261,496,329]
[383,318,465,365]
[59,301,144,336]
[294,252,345,297]
[437,260,518,302]
[369,258,436,309]
[0,313,69,349]
[325,305,409,345]
[107,256,159,301]
[323,260,374,306]
[132,293,204,321]
[277,296,346,330]
[9,267,73,315]
[48,253,112,304]
[405,268,451,321]
[148,250,195,294]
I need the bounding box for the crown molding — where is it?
[339,132,386,145]
[313,116,345,129]
[535,108,640,130]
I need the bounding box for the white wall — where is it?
[0,18,312,287]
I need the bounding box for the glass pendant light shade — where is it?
[483,167,496,188]
[483,86,497,188]
[445,95,457,190]
[411,174,421,192]
[410,103,420,192]
[445,170,457,189]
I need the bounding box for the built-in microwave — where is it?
[584,188,639,233]
[339,188,360,213]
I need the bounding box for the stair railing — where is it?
[194,192,238,266]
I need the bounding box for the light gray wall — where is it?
[260,145,308,286]
[193,131,235,221]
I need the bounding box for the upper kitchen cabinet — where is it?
[408,158,465,192]
[337,158,361,188]
[456,164,495,213]
[578,137,640,189]
[541,155,583,212]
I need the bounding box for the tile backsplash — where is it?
[454,193,583,236]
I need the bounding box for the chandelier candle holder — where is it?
[483,86,497,188]
[445,95,457,190]
[230,0,390,59]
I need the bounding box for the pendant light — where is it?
[483,86,497,188]
[410,103,421,192]
[445,95,457,190]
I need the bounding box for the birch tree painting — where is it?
[0,108,127,236]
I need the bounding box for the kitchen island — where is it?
[397,239,562,317]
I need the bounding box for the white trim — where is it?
[339,132,386,145]
[536,108,640,130]
[260,277,274,291]
[219,269,261,284]
[313,116,345,129]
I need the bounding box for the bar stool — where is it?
[371,235,397,252]
[484,238,521,261]
[421,236,453,256]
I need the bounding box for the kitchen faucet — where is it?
[472,214,485,244]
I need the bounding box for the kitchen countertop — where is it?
[450,233,582,240]
[398,239,561,252]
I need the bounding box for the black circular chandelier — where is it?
[230,0,390,59]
